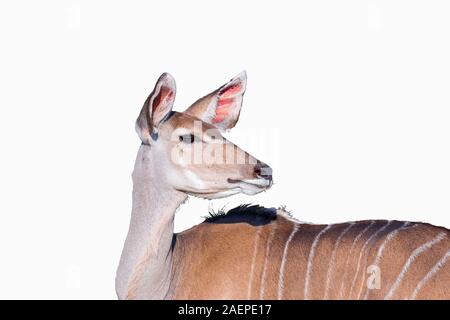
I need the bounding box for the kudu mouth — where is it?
[227,178,272,188]
[227,162,273,190]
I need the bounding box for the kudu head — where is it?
[135,72,272,199]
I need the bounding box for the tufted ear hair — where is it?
[184,71,247,131]
[136,73,176,143]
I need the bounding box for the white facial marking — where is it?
[184,170,206,190]
[240,179,271,186]
[172,127,192,137]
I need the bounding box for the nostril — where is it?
[254,163,272,180]
[260,166,272,178]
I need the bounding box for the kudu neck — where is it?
[116,144,187,299]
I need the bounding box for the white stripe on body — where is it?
[338,221,376,299]
[362,222,418,299]
[410,249,450,300]
[304,224,332,300]
[247,228,262,299]
[348,221,392,298]
[277,223,300,299]
[384,233,447,300]
[259,224,276,300]
[323,222,355,299]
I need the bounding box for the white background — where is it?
[0,1,449,299]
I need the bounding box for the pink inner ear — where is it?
[212,113,227,123]
[220,83,242,98]
[152,86,173,112]
[213,99,234,123]
[218,97,234,107]
[212,80,243,124]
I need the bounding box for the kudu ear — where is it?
[184,71,247,131]
[136,73,176,143]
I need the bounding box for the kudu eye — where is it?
[179,134,196,144]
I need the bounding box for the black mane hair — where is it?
[204,204,277,226]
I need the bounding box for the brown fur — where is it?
[167,210,450,300]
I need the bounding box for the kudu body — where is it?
[116,72,450,300]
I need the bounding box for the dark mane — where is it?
[204,204,277,226]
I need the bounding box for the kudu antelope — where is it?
[116,72,450,300]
